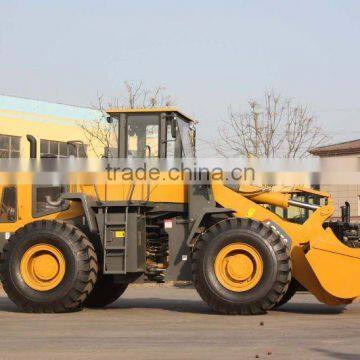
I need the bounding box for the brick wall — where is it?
[321,184,360,220]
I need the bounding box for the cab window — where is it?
[177,117,195,158]
[127,115,159,158]
[0,186,16,223]
[33,185,68,217]
[166,122,176,157]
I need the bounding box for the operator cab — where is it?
[106,108,196,158]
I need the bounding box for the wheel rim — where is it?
[20,244,66,291]
[214,243,263,292]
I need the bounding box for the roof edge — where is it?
[309,138,360,156]
[309,147,360,156]
[106,107,196,122]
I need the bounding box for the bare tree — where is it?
[79,94,117,157]
[213,90,328,158]
[79,81,175,157]
[123,81,174,108]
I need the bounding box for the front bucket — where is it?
[306,227,360,300]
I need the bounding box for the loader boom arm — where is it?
[211,181,360,305]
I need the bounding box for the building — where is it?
[309,139,360,220]
[0,95,105,158]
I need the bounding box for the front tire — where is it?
[0,220,98,313]
[274,278,300,308]
[192,218,291,315]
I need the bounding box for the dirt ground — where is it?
[0,285,359,360]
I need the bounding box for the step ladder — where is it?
[103,206,128,274]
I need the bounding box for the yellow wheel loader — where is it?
[0,108,359,314]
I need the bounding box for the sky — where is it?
[1,0,360,152]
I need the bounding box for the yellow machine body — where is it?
[1,170,360,306]
[0,108,359,310]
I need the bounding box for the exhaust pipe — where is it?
[341,201,351,223]
[26,135,37,158]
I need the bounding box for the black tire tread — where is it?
[192,218,291,315]
[274,278,300,308]
[0,220,98,313]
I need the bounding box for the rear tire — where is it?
[192,218,291,315]
[0,220,98,313]
[84,275,128,308]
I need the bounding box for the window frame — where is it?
[0,186,17,223]
[40,139,87,158]
[32,185,70,218]
[0,134,21,158]
[165,119,182,158]
[126,114,161,158]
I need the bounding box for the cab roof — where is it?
[106,107,196,123]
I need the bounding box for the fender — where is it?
[186,207,234,247]
[61,193,98,233]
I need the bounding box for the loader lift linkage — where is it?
[0,108,360,314]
